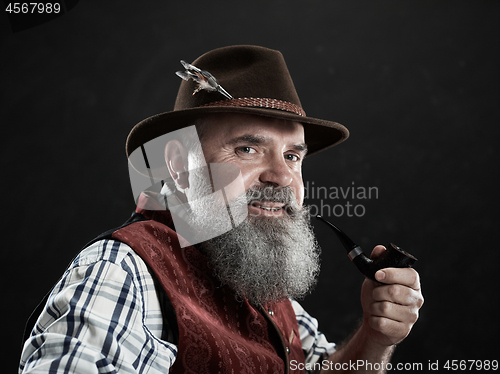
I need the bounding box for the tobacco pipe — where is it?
[316,215,417,281]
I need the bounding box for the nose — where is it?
[258,154,293,187]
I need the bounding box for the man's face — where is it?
[197,113,307,216]
[173,113,319,305]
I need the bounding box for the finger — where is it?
[370,301,419,324]
[368,316,411,342]
[374,267,421,290]
[372,284,424,307]
[369,245,386,259]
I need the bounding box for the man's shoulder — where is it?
[70,212,151,269]
[72,238,143,270]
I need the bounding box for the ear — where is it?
[165,140,189,190]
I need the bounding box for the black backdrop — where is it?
[2,1,499,372]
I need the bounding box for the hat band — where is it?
[202,97,306,117]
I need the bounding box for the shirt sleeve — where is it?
[19,239,177,374]
[292,299,336,371]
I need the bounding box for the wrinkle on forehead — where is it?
[196,112,305,148]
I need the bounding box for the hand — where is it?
[360,245,424,347]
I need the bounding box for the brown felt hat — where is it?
[126,45,349,160]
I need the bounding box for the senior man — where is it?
[20,45,423,374]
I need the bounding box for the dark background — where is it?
[2,1,499,372]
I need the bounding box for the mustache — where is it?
[245,185,301,216]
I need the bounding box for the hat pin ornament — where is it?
[176,60,233,100]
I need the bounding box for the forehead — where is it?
[198,113,305,143]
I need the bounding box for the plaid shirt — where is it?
[19,239,336,374]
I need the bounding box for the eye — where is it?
[285,153,300,162]
[237,146,257,154]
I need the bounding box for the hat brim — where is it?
[126,106,349,160]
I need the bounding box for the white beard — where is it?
[193,184,321,306]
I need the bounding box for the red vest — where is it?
[111,209,306,373]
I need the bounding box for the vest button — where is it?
[286,347,290,354]
[268,309,274,316]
